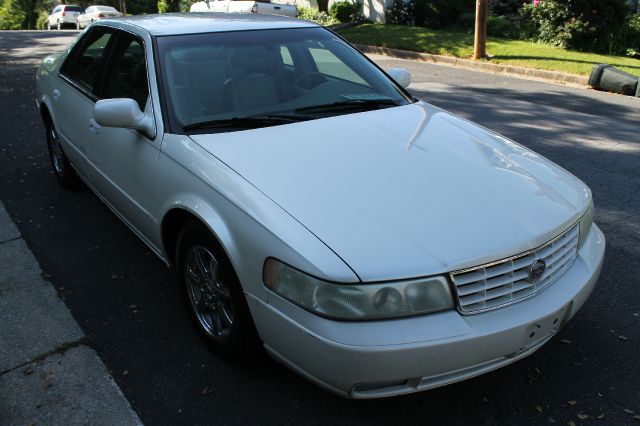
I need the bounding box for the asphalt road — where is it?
[1,31,639,425]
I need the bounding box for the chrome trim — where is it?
[450,221,580,315]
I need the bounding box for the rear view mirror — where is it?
[94,98,155,138]
[388,67,411,88]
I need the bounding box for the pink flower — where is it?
[533,0,540,6]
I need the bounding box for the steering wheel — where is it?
[293,72,328,91]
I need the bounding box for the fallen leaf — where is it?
[200,387,211,395]
[560,339,572,344]
[619,335,628,341]
[577,414,588,420]
[567,421,576,426]
[535,406,543,413]
[597,414,605,419]
[548,417,556,424]
[633,415,640,421]
[122,370,129,376]
[128,304,137,309]
[568,400,577,406]
[625,409,635,414]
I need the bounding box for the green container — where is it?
[588,64,610,88]
[599,66,638,96]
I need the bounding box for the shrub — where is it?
[386,0,414,25]
[36,10,49,29]
[329,1,361,23]
[297,6,339,25]
[522,0,633,54]
[412,0,474,28]
[487,15,519,38]
[491,0,527,17]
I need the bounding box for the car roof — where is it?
[100,13,319,36]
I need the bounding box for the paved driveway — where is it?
[1,31,639,425]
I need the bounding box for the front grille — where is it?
[450,223,579,314]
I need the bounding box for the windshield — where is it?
[65,5,83,11]
[156,27,413,133]
[95,6,117,11]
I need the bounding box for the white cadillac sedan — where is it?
[36,13,605,398]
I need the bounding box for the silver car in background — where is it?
[35,14,605,398]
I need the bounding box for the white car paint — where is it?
[35,14,604,398]
[190,0,297,17]
[47,4,83,30]
[76,6,123,29]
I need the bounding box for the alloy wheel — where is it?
[48,125,64,175]
[184,246,234,339]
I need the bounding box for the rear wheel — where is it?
[176,221,259,361]
[45,118,82,188]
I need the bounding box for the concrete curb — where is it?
[353,44,590,86]
[0,202,142,425]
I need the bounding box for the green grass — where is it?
[339,23,640,77]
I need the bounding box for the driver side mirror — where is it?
[94,98,155,139]
[388,67,411,88]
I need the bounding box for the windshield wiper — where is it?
[183,114,310,132]
[295,99,401,114]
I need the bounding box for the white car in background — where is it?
[76,6,123,30]
[35,14,604,398]
[190,0,297,17]
[46,4,83,30]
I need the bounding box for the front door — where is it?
[87,31,162,249]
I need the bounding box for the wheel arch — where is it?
[161,206,236,273]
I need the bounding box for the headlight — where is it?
[578,199,594,248]
[263,258,454,320]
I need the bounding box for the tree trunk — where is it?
[473,0,487,60]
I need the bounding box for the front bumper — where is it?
[247,224,605,398]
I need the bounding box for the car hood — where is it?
[191,102,591,281]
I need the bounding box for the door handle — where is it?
[52,89,61,102]
[88,117,101,134]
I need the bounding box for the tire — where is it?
[45,118,82,189]
[176,221,259,361]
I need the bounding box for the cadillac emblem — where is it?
[528,259,546,283]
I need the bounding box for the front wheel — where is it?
[176,222,259,361]
[45,119,82,188]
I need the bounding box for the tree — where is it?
[158,0,179,12]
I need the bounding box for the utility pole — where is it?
[473,0,488,60]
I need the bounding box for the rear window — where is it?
[65,5,83,12]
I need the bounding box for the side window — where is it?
[308,46,367,85]
[61,27,114,94]
[52,6,60,14]
[280,46,293,66]
[103,35,149,111]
